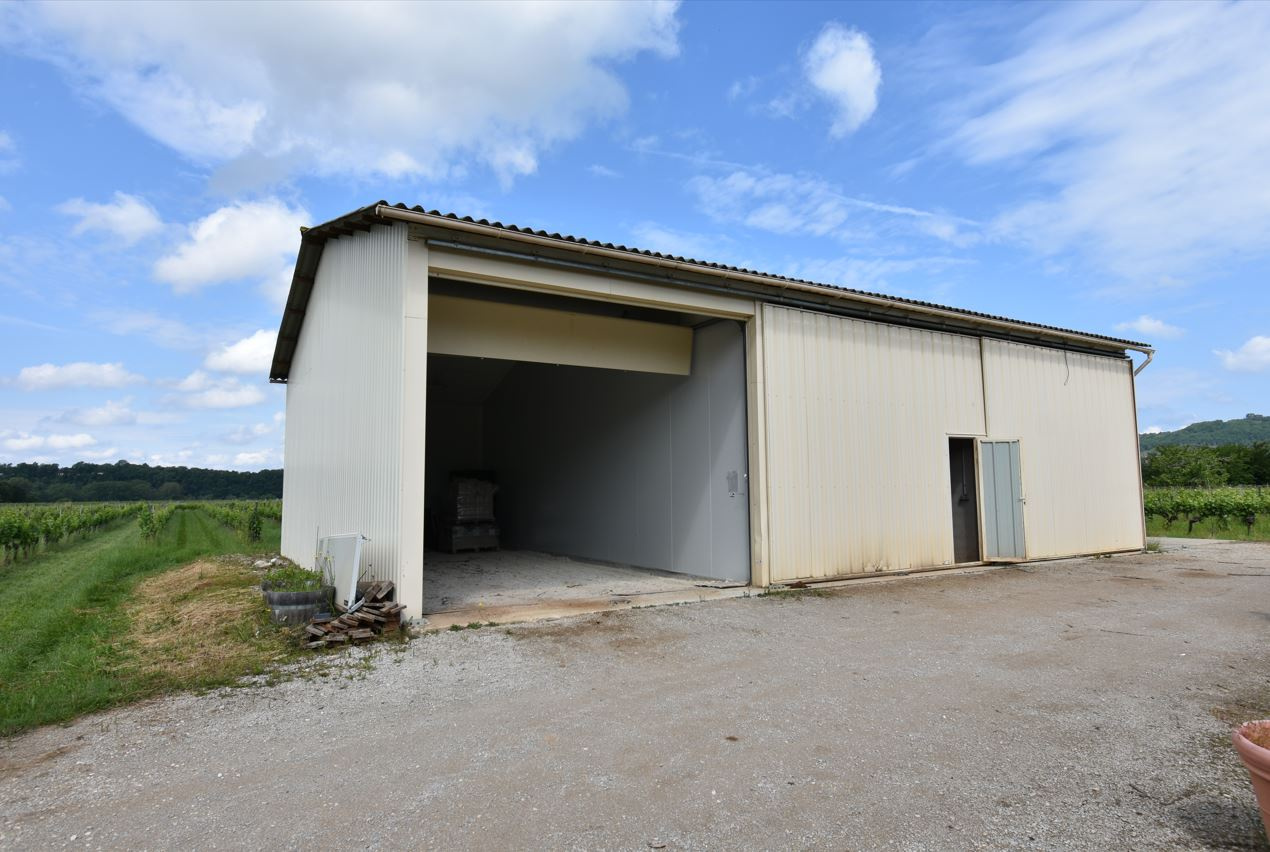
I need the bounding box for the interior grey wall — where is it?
[424,402,483,511]
[483,320,750,581]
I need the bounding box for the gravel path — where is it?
[2,539,1268,850]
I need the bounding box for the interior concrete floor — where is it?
[421,549,743,614]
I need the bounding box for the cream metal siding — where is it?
[427,293,693,375]
[281,223,409,594]
[980,339,1144,558]
[762,305,986,582]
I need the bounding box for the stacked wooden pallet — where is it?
[303,581,405,648]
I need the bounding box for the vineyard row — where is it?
[1143,486,1270,534]
[1,499,283,562]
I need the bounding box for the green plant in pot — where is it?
[260,562,335,626]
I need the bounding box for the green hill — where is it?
[1140,413,1270,450]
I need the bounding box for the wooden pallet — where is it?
[303,582,405,648]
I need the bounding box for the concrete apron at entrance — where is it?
[414,557,1084,631]
[415,545,1155,631]
[419,584,757,631]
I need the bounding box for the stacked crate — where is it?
[440,475,500,553]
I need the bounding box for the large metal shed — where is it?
[270,202,1153,620]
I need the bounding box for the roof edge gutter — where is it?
[374,205,1154,363]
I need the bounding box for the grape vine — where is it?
[1143,486,1269,535]
[0,502,145,563]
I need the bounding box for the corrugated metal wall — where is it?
[279,232,1143,596]
[762,305,986,581]
[281,223,408,588]
[980,339,1143,558]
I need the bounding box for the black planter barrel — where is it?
[262,584,335,625]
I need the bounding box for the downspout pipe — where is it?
[1132,348,1155,377]
[375,204,1156,366]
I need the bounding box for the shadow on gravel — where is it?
[1170,796,1267,850]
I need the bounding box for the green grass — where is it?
[0,508,283,737]
[1146,514,1270,542]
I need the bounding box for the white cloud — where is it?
[691,171,847,236]
[630,222,735,262]
[1114,315,1183,341]
[57,398,137,427]
[689,168,976,245]
[56,191,162,244]
[135,411,186,426]
[948,2,1270,284]
[80,446,119,460]
[14,361,144,390]
[261,266,294,309]
[0,313,57,333]
[1142,426,1163,435]
[186,384,267,410]
[1216,336,1270,373]
[7,1,680,185]
[1,431,96,451]
[174,370,213,392]
[154,199,306,301]
[232,450,272,468]
[46,433,96,450]
[587,164,620,179]
[97,310,210,350]
[142,449,198,466]
[204,329,275,374]
[47,398,178,429]
[803,24,881,137]
[727,75,760,102]
[631,215,970,295]
[2,433,44,451]
[170,371,267,409]
[782,255,969,296]
[222,419,277,445]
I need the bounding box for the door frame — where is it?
[946,432,986,566]
[745,309,769,588]
[418,250,762,594]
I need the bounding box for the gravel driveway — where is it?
[2,538,1268,850]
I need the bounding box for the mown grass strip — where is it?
[0,508,284,736]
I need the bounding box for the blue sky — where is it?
[1,0,1267,470]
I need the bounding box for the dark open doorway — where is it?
[421,281,752,616]
[949,437,981,564]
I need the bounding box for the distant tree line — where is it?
[1141,443,1270,488]
[1139,413,1270,451]
[0,461,282,503]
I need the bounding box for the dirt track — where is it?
[2,538,1268,850]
